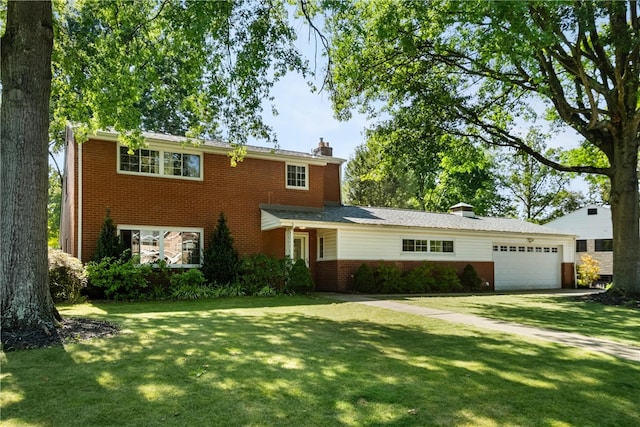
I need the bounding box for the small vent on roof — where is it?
[587,208,598,215]
[450,202,475,218]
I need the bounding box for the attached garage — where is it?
[261,203,577,292]
[493,243,562,290]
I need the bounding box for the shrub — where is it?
[240,254,290,294]
[402,263,436,293]
[145,260,173,299]
[352,263,376,293]
[201,212,241,285]
[460,264,483,292]
[93,209,126,262]
[170,270,212,300]
[48,249,86,303]
[375,263,403,293]
[577,254,601,288]
[430,264,463,292]
[286,259,314,294]
[86,257,151,300]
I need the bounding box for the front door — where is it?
[293,233,309,265]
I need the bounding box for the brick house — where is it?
[60,128,576,291]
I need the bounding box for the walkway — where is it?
[322,293,640,363]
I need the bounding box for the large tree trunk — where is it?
[609,132,640,295]
[1,1,59,333]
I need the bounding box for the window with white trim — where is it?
[286,163,308,189]
[403,239,453,253]
[119,146,202,179]
[119,227,202,266]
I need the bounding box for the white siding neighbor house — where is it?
[546,205,613,280]
[262,203,577,292]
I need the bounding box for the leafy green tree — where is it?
[498,130,585,223]
[1,0,304,336]
[310,0,640,294]
[202,213,241,286]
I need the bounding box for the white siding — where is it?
[546,205,612,240]
[318,230,337,260]
[261,210,282,231]
[336,228,495,262]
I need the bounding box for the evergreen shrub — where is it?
[430,264,463,292]
[375,263,403,293]
[201,212,240,285]
[240,254,290,294]
[402,263,435,293]
[460,264,483,291]
[93,209,126,262]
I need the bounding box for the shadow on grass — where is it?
[425,293,639,347]
[2,296,640,426]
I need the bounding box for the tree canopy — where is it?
[312,0,640,293]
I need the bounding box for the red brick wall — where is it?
[75,139,334,262]
[316,260,495,292]
[561,263,576,288]
[323,163,341,204]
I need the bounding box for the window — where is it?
[527,247,534,252]
[509,246,516,252]
[286,164,308,189]
[120,227,202,266]
[163,152,201,177]
[518,246,525,252]
[587,208,598,215]
[119,146,201,179]
[120,147,159,174]
[551,247,558,253]
[402,239,429,252]
[544,247,550,253]
[403,239,452,253]
[318,237,324,259]
[535,247,542,252]
[576,240,587,252]
[430,240,454,253]
[595,239,613,252]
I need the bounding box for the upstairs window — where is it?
[286,164,308,189]
[576,240,587,252]
[595,239,613,252]
[587,208,598,215]
[119,146,201,179]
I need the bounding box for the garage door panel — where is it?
[493,244,561,290]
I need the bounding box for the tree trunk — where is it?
[609,132,640,295]
[1,1,59,333]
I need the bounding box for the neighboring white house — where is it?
[262,203,577,291]
[546,205,613,280]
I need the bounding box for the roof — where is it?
[262,205,576,236]
[89,129,346,164]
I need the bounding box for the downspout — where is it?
[77,141,83,261]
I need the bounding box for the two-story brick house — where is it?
[60,127,576,291]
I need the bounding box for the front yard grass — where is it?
[392,292,640,348]
[1,295,639,426]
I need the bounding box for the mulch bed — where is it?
[1,318,120,352]
[571,291,640,310]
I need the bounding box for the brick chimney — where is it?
[313,137,333,156]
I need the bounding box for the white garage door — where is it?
[493,243,562,291]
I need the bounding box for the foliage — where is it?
[430,265,463,293]
[86,257,151,301]
[201,213,241,285]
[352,263,376,293]
[48,166,62,247]
[577,255,601,288]
[402,263,436,294]
[460,264,483,292]
[375,263,403,294]
[170,270,212,300]
[497,130,584,223]
[240,254,291,294]
[48,249,86,303]
[286,259,314,295]
[144,260,173,300]
[92,210,126,262]
[316,0,640,292]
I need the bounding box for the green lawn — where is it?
[2,295,639,426]
[391,293,640,348]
